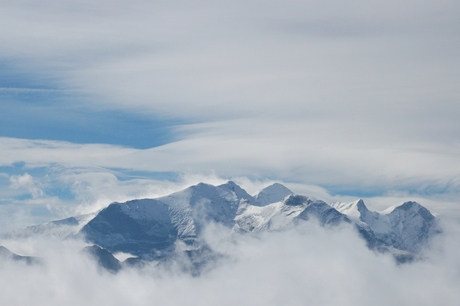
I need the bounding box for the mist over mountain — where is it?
[0,181,459,306]
[1,181,441,271]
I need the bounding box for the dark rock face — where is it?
[79,183,245,259]
[81,201,178,257]
[82,245,122,273]
[297,200,350,226]
[284,195,308,206]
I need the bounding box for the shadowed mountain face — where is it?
[79,182,245,259]
[3,181,441,270]
[82,245,122,273]
[81,201,178,257]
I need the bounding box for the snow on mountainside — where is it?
[1,211,98,240]
[1,181,441,269]
[80,182,247,258]
[253,183,293,206]
[78,181,440,263]
[235,195,348,233]
[331,200,440,254]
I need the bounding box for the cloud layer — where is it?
[1,2,459,302]
[1,220,460,305]
[0,1,459,227]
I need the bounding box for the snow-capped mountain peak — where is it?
[331,199,440,254]
[330,199,370,222]
[2,181,441,267]
[254,183,293,206]
[218,181,255,204]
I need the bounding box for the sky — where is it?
[1,0,460,230]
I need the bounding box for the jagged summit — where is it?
[332,199,439,254]
[387,201,433,217]
[218,181,255,205]
[254,182,293,206]
[80,181,253,258]
[235,192,346,233]
[1,181,441,269]
[330,199,369,222]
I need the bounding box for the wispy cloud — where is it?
[0,1,459,225]
[0,87,68,93]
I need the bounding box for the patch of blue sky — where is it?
[326,186,388,199]
[0,60,59,90]
[0,95,184,149]
[0,63,187,149]
[30,207,54,218]
[0,163,74,199]
[10,194,35,201]
[0,163,56,179]
[326,183,458,199]
[110,169,179,182]
[43,186,76,202]
[0,172,10,182]
[402,184,458,197]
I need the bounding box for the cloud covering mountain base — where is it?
[1,219,460,306]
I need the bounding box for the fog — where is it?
[1,219,459,305]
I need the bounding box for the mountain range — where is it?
[1,181,441,271]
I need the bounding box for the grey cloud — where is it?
[273,19,387,38]
[1,0,460,225]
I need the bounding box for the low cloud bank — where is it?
[1,220,459,305]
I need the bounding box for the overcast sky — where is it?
[1,0,460,230]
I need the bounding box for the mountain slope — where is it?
[79,181,248,258]
[2,181,441,268]
[331,199,440,254]
[1,212,98,240]
[235,194,349,233]
[253,183,293,206]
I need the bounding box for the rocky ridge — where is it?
[1,181,441,270]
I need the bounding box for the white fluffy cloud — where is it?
[1,220,460,305]
[9,173,44,199]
